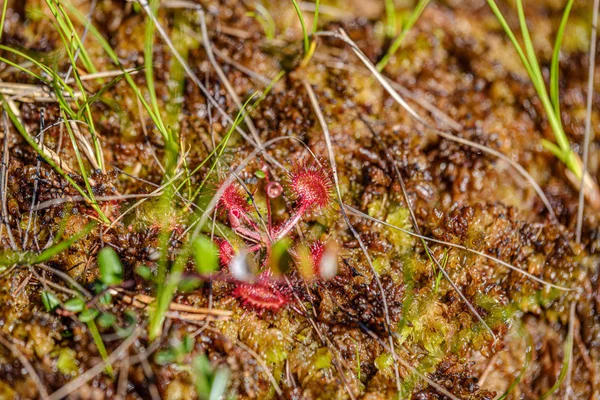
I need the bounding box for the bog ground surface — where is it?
[0,0,599,399]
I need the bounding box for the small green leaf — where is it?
[193,236,219,274]
[78,308,99,323]
[56,348,79,376]
[178,276,202,292]
[42,291,60,312]
[135,265,153,281]
[155,349,177,365]
[64,298,85,313]
[209,369,230,400]
[98,247,123,286]
[181,335,194,354]
[193,355,230,400]
[193,355,212,398]
[98,292,112,305]
[96,312,117,329]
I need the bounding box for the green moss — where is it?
[266,346,287,367]
[474,293,511,328]
[374,352,393,375]
[55,348,79,377]
[312,348,332,370]
[385,205,413,255]
[372,257,391,275]
[368,198,386,221]
[398,293,451,357]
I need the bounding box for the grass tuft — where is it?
[485,0,584,183]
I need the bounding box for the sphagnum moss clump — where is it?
[0,0,597,399]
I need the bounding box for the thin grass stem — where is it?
[290,0,309,54]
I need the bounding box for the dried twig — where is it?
[23,109,45,248]
[0,110,17,250]
[109,288,233,322]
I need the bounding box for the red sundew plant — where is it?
[215,162,335,312]
[216,239,235,268]
[309,240,325,274]
[232,274,289,313]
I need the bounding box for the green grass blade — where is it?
[541,139,566,161]
[3,99,109,222]
[485,0,534,78]
[312,0,320,34]
[2,99,89,202]
[513,0,569,153]
[0,55,45,82]
[33,223,95,263]
[62,112,97,193]
[540,309,574,399]
[44,0,104,169]
[486,0,575,174]
[63,1,171,144]
[144,0,167,136]
[514,0,544,90]
[148,243,192,340]
[385,0,397,37]
[0,45,55,79]
[290,0,309,54]
[550,0,575,121]
[45,0,96,75]
[377,0,430,72]
[0,0,9,42]
[86,317,113,375]
[55,0,97,74]
[76,74,125,118]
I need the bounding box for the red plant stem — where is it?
[247,243,262,253]
[233,225,263,243]
[274,202,309,241]
[241,213,261,231]
[263,165,274,234]
[266,194,273,236]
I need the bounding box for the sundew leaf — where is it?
[78,308,99,323]
[98,247,123,286]
[96,312,117,329]
[63,298,85,313]
[193,355,231,400]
